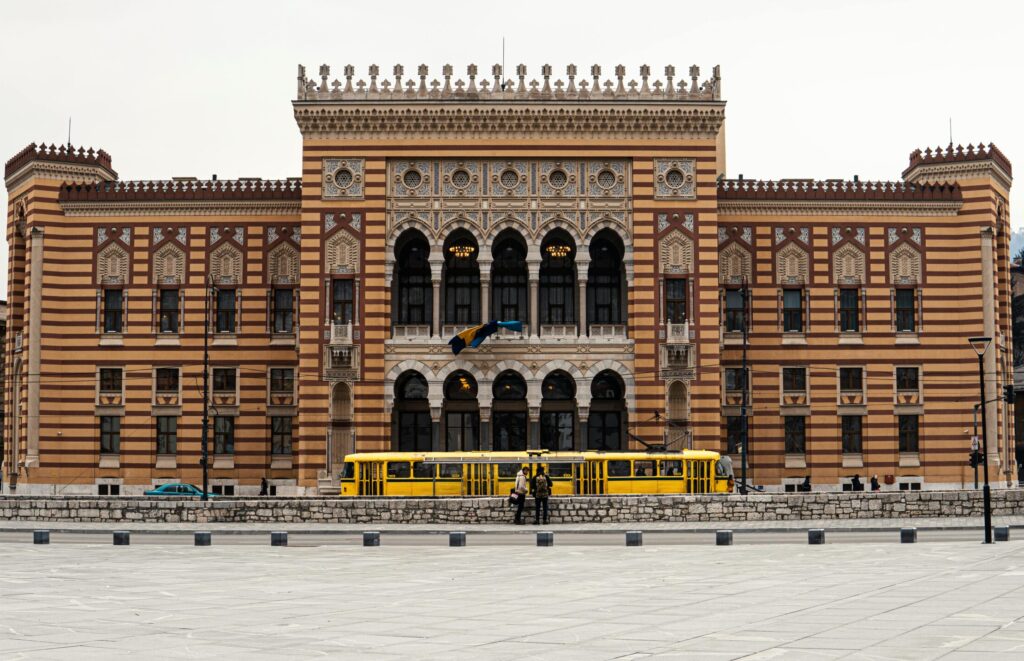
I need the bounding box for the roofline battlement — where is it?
[903,142,1012,180]
[5,142,116,180]
[718,179,962,202]
[59,178,302,203]
[295,63,722,103]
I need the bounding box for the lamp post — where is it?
[968,336,993,544]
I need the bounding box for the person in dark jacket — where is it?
[800,476,812,492]
[870,474,881,491]
[259,477,269,496]
[531,466,553,525]
[851,474,863,492]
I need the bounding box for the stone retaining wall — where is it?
[1,490,1022,524]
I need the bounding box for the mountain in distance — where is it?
[1012,229,1024,263]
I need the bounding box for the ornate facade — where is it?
[2,62,1014,494]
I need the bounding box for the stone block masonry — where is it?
[1,490,1022,524]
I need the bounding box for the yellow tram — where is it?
[338,450,734,496]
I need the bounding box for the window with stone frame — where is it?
[841,415,862,454]
[782,288,803,332]
[898,414,919,453]
[213,368,237,394]
[895,288,917,332]
[839,287,860,332]
[784,416,806,454]
[155,368,179,394]
[214,416,235,454]
[103,288,124,333]
[216,288,236,333]
[782,367,806,395]
[665,278,687,324]
[159,288,180,333]
[100,416,121,454]
[99,368,123,394]
[896,366,920,393]
[331,279,354,324]
[270,368,294,395]
[724,288,746,332]
[156,416,177,455]
[839,367,863,393]
[726,415,745,454]
[272,287,294,333]
[271,416,293,455]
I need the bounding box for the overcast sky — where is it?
[1,0,1020,292]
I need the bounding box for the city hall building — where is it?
[2,62,1014,495]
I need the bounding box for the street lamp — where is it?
[967,336,993,544]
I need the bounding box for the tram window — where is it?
[412,462,434,478]
[608,460,630,477]
[339,462,355,479]
[661,460,682,476]
[634,460,655,477]
[438,463,463,478]
[547,463,573,478]
[387,461,411,478]
[497,464,520,478]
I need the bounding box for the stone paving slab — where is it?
[1,537,1023,659]
[2,514,1023,534]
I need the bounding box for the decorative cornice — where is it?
[60,178,301,202]
[296,63,722,103]
[5,160,117,193]
[5,142,114,179]
[718,200,962,217]
[60,200,301,217]
[718,179,962,202]
[904,143,1011,178]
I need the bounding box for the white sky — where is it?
[1,0,1020,293]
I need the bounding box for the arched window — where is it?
[394,231,432,326]
[588,370,625,451]
[539,231,576,325]
[491,232,528,324]
[393,371,431,451]
[443,231,480,326]
[492,371,528,451]
[540,370,576,450]
[587,231,625,327]
[443,370,479,451]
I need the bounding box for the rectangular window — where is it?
[214,416,235,454]
[156,416,177,454]
[839,367,863,393]
[99,368,122,394]
[899,414,919,453]
[839,287,859,332]
[216,288,236,333]
[895,288,916,332]
[896,367,919,392]
[270,368,294,394]
[726,415,744,454]
[155,368,179,393]
[273,287,294,333]
[103,289,124,333]
[213,368,236,393]
[784,416,806,454]
[724,288,746,332]
[100,416,121,454]
[782,367,806,393]
[332,279,354,324]
[271,416,293,455]
[841,415,862,454]
[159,289,179,333]
[783,288,803,332]
[724,367,748,393]
[665,278,687,324]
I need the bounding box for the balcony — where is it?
[588,324,627,339]
[330,322,353,345]
[659,344,695,381]
[391,324,431,340]
[324,345,360,381]
[664,321,690,343]
[540,324,577,339]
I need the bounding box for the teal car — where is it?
[144,483,216,497]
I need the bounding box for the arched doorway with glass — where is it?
[442,230,480,332]
[329,382,354,476]
[491,230,529,330]
[540,370,577,450]
[392,371,432,451]
[587,229,626,336]
[492,370,528,451]
[539,230,576,336]
[587,370,626,450]
[392,230,432,335]
[443,370,480,451]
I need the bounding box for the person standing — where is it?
[851,474,863,492]
[870,474,881,492]
[259,477,269,496]
[532,466,552,525]
[513,466,530,525]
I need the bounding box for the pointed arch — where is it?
[325,228,360,274]
[97,242,129,284]
[775,242,809,285]
[719,242,751,284]
[267,241,300,284]
[209,242,242,284]
[889,243,922,285]
[660,229,693,275]
[667,380,689,421]
[535,218,582,250]
[584,359,636,415]
[153,242,185,284]
[833,243,866,285]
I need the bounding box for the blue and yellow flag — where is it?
[448,320,523,355]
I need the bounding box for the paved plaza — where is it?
[1,535,1023,659]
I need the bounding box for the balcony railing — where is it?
[330,322,353,345]
[540,324,577,338]
[665,321,690,343]
[659,344,695,380]
[324,345,360,381]
[588,324,626,339]
[391,324,431,339]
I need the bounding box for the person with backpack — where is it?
[532,465,553,525]
[512,465,530,525]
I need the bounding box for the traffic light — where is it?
[969,452,978,468]
[1004,385,1015,404]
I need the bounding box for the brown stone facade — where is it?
[2,64,1014,495]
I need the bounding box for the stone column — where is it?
[981,227,999,471]
[430,255,443,338]
[479,406,491,451]
[26,226,44,466]
[577,406,589,451]
[528,406,541,450]
[431,405,443,452]
[479,260,492,322]
[528,258,540,339]
[353,279,360,327]
[577,257,590,338]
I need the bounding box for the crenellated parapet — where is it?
[295,63,722,102]
[903,143,1012,190]
[5,142,115,179]
[717,179,963,216]
[57,179,302,217]
[5,142,118,191]
[293,63,725,140]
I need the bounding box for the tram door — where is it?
[579,461,604,495]
[358,462,384,496]
[462,464,493,495]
